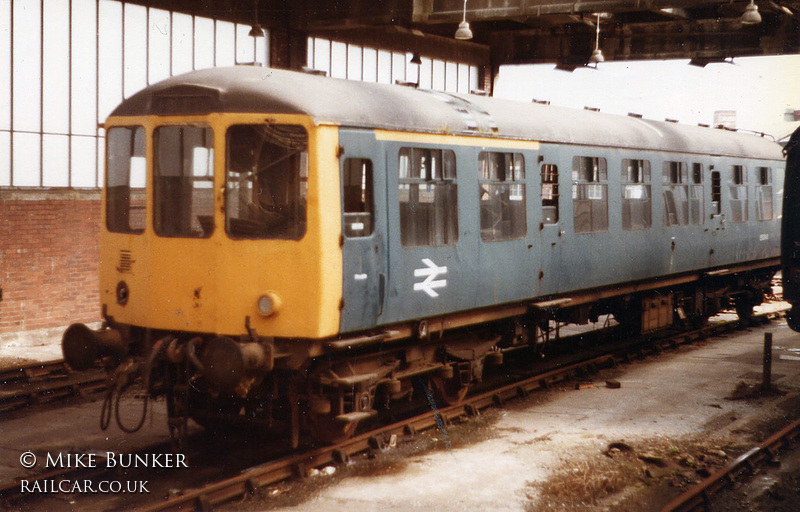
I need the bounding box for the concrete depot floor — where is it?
[244,307,800,512]
[2,305,799,512]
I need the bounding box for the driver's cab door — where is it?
[339,129,387,333]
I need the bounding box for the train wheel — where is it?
[430,375,469,406]
[689,314,711,329]
[190,414,237,434]
[611,303,642,335]
[735,298,755,323]
[308,413,359,445]
[187,384,243,434]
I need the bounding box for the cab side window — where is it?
[343,158,374,237]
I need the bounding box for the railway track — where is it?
[661,416,800,512]
[0,307,786,511]
[0,360,106,414]
[129,308,787,512]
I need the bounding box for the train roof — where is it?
[112,66,783,161]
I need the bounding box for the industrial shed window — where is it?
[106,126,146,234]
[690,163,704,225]
[225,124,308,240]
[398,148,458,246]
[621,159,651,231]
[153,126,215,238]
[756,167,773,221]
[572,156,608,234]
[663,161,689,227]
[343,159,374,237]
[541,164,559,224]
[729,165,749,223]
[478,152,526,241]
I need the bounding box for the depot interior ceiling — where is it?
[133,0,800,68]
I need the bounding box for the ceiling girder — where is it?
[492,16,799,65]
[122,0,800,68]
[307,26,489,66]
[411,0,798,23]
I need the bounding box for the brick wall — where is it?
[0,190,102,335]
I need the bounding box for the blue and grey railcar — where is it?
[61,67,785,445]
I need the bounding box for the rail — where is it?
[661,414,800,512]
[135,308,787,512]
[0,307,787,510]
[0,360,106,414]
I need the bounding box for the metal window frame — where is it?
[3,0,267,190]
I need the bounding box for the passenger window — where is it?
[572,156,608,234]
[478,152,526,241]
[663,161,689,227]
[729,164,749,223]
[225,124,308,240]
[343,159,374,237]
[398,148,458,247]
[106,126,146,234]
[690,163,704,225]
[541,164,559,224]
[621,159,651,231]
[711,170,722,216]
[153,125,215,238]
[756,166,773,221]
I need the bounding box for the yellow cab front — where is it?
[101,113,343,340]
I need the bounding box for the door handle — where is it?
[378,273,386,316]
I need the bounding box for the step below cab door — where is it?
[339,129,387,333]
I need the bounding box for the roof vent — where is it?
[628,112,643,118]
[584,106,600,112]
[470,89,489,96]
[150,85,221,115]
[301,67,327,76]
[665,118,679,123]
[698,123,710,128]
[532,99,550,105]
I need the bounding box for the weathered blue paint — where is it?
[339,129,388,333]
[340,134,783,333]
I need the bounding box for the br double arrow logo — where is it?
[413,258,448,298]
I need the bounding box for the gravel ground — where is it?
[221,309,800,512]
